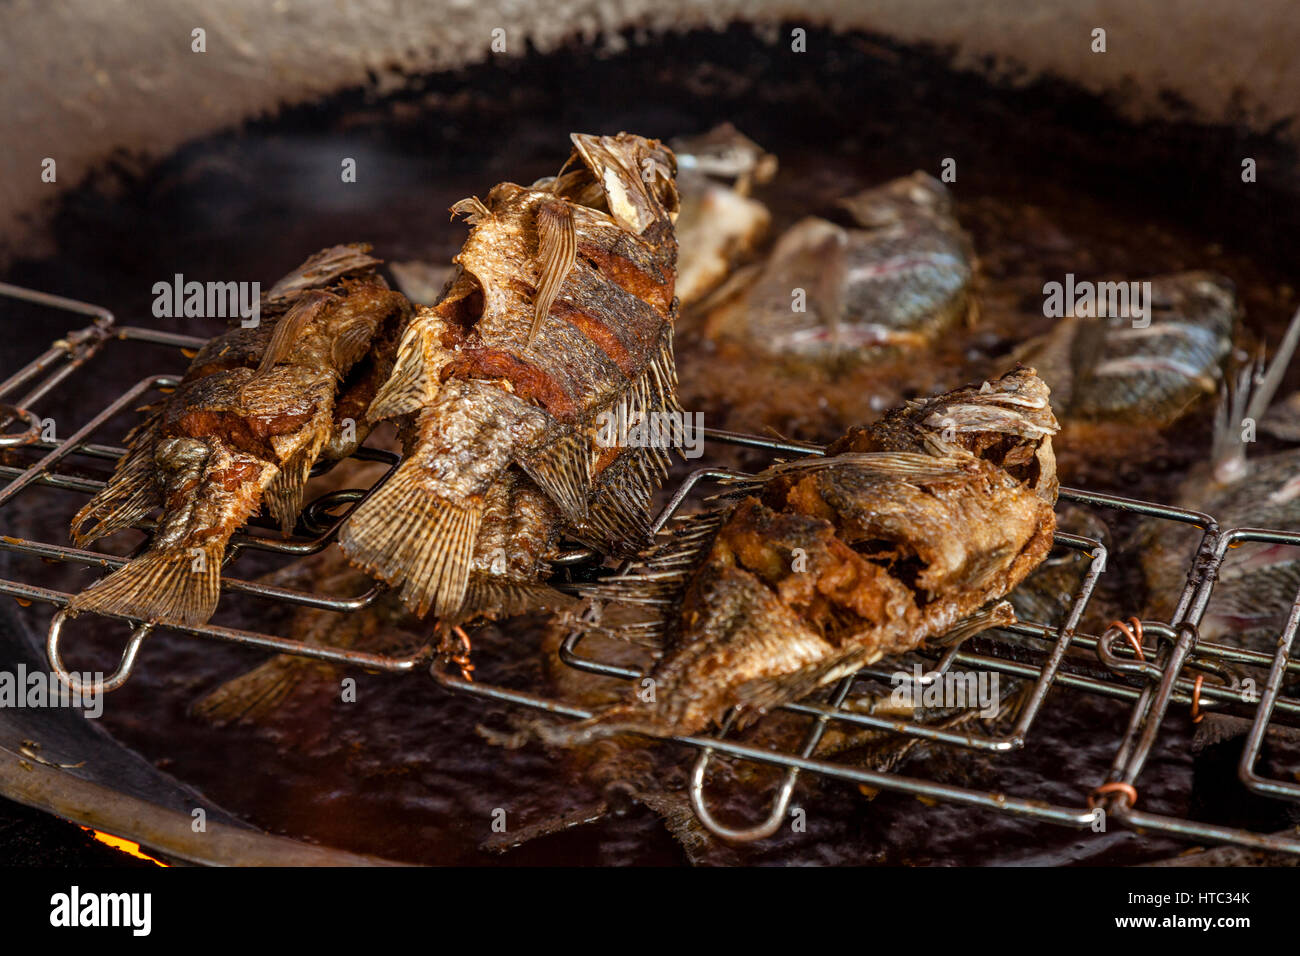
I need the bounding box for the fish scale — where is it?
[338,132,683,637]
[706,171,974,365]
[1021,271,1237,426]
[66,244,411,627]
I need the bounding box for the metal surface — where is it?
[4,282,1300,855]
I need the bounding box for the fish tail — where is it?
[264,436,324,534]
[339,458,483,618]
[1212,303,1300,483]
[70,454,160,548]
[191,654,319,725]
[66,538,225,627]
[70,421,161,547]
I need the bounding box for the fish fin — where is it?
[1247,303,1300,424]
[517,427,593,524]
[455,576,577,624]
[528,200,577,347]
[1213,304,1300,483]
[723,451,971,497]
[366,311,442,422]
[930,600,1016,647]
[264,440,320,534]
[66,539,225,627]
[70,419,162,547]
[1212,356,1265,485]
[191,654,325,725]
[575,448,665,552]
[564,327,680,545]
[257,291,335,372]
[731,651,880,722]
[266,243,380,301]
[329,317,378,371]
[580,510,724,611]
[338,459,483,618]
[642,510,726,570]
[451,196,491,225]
[586,617,670,648]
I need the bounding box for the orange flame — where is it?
[81,827,169,866]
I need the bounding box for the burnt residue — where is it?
[2,25,1300,865]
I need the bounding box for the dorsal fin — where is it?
[529,200,577,348]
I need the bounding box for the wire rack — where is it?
[3,281,1300,854]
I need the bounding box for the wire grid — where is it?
[2,282,1300,853]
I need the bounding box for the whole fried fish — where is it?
[339,132,682,623]
[67,245,411,627]
[534,367,1059,744]
[704,172,974,366]
[1016,271,1237,428]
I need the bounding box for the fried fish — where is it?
[1015,271,1237,428]
[533,367,1059,743]
[339,132,682,623]
[670,123,774,308]
[67,244,411,627]
[703,171,974,367]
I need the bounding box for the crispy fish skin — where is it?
[537,367,1059,744]
[460,470,575,624]
[67,246,410,627]
[340,132,682,622]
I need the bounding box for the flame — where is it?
[81,827,169,866]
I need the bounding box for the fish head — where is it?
[564,132,680,232]
[829,367,1060,502]
[917,367,1060,500]
[670,122,777,186]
